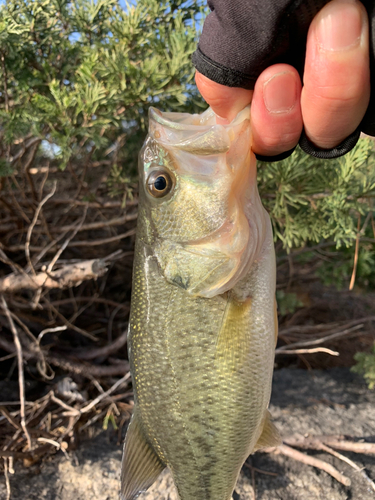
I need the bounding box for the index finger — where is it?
[195,72,253,123]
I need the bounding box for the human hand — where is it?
[195,0,370,159]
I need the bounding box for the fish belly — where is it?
[128,229,276,500]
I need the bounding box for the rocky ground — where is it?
[2,368,375,500]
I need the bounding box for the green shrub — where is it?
[0,0,205,175]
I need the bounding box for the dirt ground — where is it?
[1,367,374,500]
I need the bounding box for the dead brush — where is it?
[0,140,136,477]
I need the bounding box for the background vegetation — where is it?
[0,0,374,479]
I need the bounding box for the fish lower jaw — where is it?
[193,254,255,299]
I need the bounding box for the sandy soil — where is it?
[2,368,375,500]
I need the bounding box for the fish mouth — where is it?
[148,106,251,156]
[148,104,267,298]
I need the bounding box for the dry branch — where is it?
[0,334,129,377]
[56,213,137,232]
[283,433,375,455]
[1,296,32,451]
[282,433,375,492]
[279,316,375,337]
[277,324,366,352]
[0,259,109,292]
[50,198,137,208]
[25,182,57,276]
[46,354,129,377]
[80,372,131,414]
[276,347,339,356]
[3,229,136,253]
[3,457,11,500]
[0,143,136,470]
[73,329,128,360]
[272,444,352,486]
[319,443,375,493]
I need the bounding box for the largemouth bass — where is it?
[121,106,280,500]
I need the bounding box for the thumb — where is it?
[195,71,253,123]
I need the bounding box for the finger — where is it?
[195,71,253,123]
[301,0,370,149]
[250,64,303,157]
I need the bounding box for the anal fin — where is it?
[253,410,281,452]
[121,412,165,500]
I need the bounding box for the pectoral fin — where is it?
[121,412,165,500]
[216,294,252,371]
[253,410,281,452]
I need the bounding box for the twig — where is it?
[279,316,375,337]
[243,462,278,477]
[78,408,108,432]
[349,214,361,290]
[74,329,128,361]
[44,296,129,309]
[25,182,57,276]
[46,204,88,274]
[283,434,375,455]
[1,51,9,113]
[276,347,339,356]
[0,334,130,377]
[48,354,130,377]
[273,444,351,486]
[0,444,53,460]
[80,373,131,414]
[9,137,41,164]
[3,458,11,500]
[51,374,131,420]
[319,443,375,493]
[0,249,27,277]
[50,393,80,416]
[4,232,136,253]
[4,178,31,223]
[1,296,32,451]
[0,406,21,430]
[43,300,98,341]
[0,259,109,292]
[49,198,132,208]
[23,141,41,202]
[37,325,68,342]
[56,213,137,233]
[37,437,62,449]
[64,228,136,247]
[277,324,364,352]
[283,434,375,491]
[29,227,73,270]
[107,304,126,343]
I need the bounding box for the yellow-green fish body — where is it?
[121,106,280,500]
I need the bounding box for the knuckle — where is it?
[256,131,300,155]
[307,82,364,108]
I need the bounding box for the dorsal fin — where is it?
[121,412,165,500]
[253,410,281,452]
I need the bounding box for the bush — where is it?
[0,0,205,178]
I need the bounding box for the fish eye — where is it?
[146,168,174,198]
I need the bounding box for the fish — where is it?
[121,105,280,500]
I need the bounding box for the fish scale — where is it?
[121,106,280,500]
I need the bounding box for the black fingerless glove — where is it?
[193,0,375,161]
